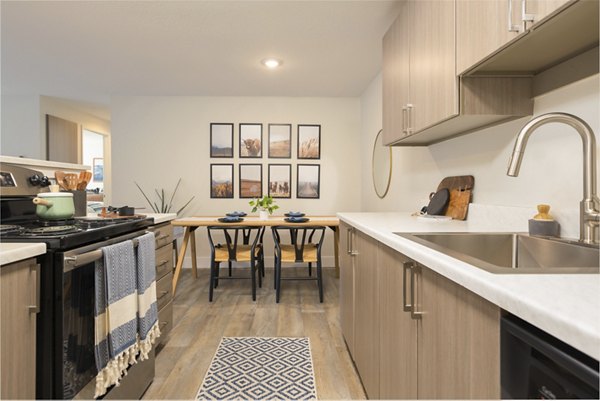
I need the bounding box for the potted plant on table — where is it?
[249,195,279,220]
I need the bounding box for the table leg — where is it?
[190,227,198,279]
[333,226,340,278]
[172,227,191,296]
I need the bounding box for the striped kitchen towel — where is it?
[94,240,139,398]
[135,232,161,359]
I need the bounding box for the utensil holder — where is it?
[68,190,87,216]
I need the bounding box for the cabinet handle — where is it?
[28,264,40,314]
[406,103,413,134]
[346,228,352,255]
[521,0,534,24]
[402,106,408,135]
[410,264,423,320]
[350,229,359,256]
[160,321,168,329]
[402,261,413,312]
[157,290,170,300]
[157,260,169,268]
[507,0,521,32]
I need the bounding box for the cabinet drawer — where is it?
[155,244,173,279]
[157,300,173,346]
[149,223,173,249]
[156,271,173,311]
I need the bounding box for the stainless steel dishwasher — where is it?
[501,314,599,399]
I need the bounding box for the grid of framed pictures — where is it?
[209,123,321,199]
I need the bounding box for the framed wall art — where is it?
[297,164,320,199]
[210,164,234,198]
[92,158,104,182]
[239,123,263,158]
[239,164,263,198]
[298,124,321,159]
[268,124,292,158]
[210,123,234,158]
[268,164,291,198]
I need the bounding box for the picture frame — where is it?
[239,164,263,199]
[268,124,292,158]
[268,164,291,198]
[210,123,234,158]
[297,164,320,199]
[239,123,263,158]
[297,124,321,159]
[210,164,234,198]
[92,158,104,182]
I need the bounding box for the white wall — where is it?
[111,96,362,265]
[1,94,42,158]
[360,73,600,239]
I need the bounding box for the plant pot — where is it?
[32,192,75,220]
[259,210,269,220]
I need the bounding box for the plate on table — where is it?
[285,212,305,217]
[218,216,244,223]
[284,217,309,223]
[226,211,247,217]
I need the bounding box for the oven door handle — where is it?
[64,231,151,270]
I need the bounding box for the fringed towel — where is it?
[135,232,161,360]
[93,234,161,398]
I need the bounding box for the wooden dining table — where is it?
[170,215,340,295]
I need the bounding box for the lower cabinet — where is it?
[1,258,39,399]
[148,222,174,348]
[339,222,355,355]
[342,227,501,399]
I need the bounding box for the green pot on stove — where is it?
[32,192,75,220]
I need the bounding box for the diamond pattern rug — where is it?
[196,337,317,401]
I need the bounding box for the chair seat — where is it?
[215,244,261,262]
[279,244,318,263]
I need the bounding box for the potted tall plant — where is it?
[249,195,279,220]
[135,178,194,215]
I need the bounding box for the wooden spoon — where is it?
[54,171,66,190]
[65,174,78,191]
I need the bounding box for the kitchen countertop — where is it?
[338,208,600,360]
[144,213,178,225]
[1,243,47,266]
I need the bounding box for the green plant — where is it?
[135,178,195,215]
[249,195,279,214]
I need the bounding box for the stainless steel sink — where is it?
[396,233,599,274]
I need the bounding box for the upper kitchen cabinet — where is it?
[383,0,533,146]
[461,0,598,76]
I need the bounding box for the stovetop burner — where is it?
[38,219,77,227]
[26,225,80,235]
[0,224,24,235]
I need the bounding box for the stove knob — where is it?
[40,176,51,187]
[29,174,41,186]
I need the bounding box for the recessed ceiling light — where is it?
[261,58,282,69]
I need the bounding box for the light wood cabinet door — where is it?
[1,259,38,399]
[382,0,410,145]
[339,222,355,355]
[378,245,417,400]
[409,0,457,133]
[456,0,522,74]
[353,231,380,399]
[417,266,501,399]
[525,0,573,29]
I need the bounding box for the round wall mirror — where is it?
[372,129,392,199]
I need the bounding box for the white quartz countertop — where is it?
[1,243,46,266]
[145,213,178,225]
[337,210,600,360]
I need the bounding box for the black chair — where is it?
[271,225,326,303]
[206,226,264,302]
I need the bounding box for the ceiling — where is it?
[2,1,400,119]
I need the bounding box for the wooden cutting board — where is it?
[436,175,474,220]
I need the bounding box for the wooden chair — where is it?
[206,226,264,302]
[271,226,326,303]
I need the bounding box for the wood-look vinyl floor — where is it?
[143,267,366,400]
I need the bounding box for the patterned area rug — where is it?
[196,337,317,401]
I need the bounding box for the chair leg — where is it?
[251,261,257,301]
[209,260,215,302]
[215,262,220,288]
[276,259,282,303]
[228,261,232,277]
[257,258,263,288]
[317,260,324,303]
[273,255,278,289]
[308,262,312,277]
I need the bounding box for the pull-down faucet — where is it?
[507,112,600,245]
